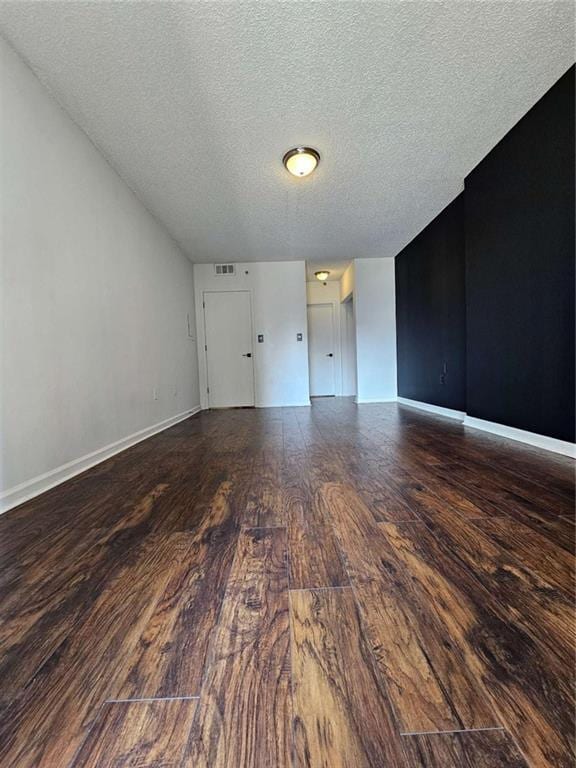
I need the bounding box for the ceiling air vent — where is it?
[214,264,235,276]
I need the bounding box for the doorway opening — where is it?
[341,296,357,397]
[305,262,357,401]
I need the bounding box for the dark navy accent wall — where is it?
[395,194,466,411]
[395,66,575,443]
[465,66,575,442]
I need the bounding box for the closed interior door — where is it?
[307,303,335,396]
[204,291,255,407]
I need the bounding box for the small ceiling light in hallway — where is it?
[283,147,320,178]
[315,270,330,281]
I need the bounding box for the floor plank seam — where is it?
[289,585,353,593]
[347,587,416,739]
[320,501,408,738]
[502,725,534,768]
[400,726,505,737]
[176,524,244,737]
[285,524,297,768]
[241,525,288,531]
[104,696,200,704]
[66,697,109,768]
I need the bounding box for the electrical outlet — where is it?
[173,386,178,398]
[153,387,159,400]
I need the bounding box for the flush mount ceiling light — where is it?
[315,270,330,281]
[283,146,320,178]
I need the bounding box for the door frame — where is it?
[341,294,357,397]
[202,289,255,408]
[307,301,338,397]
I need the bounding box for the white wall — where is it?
[0,39,200,509]
[354,258,397,402]
[339,263,358,397]
[340,262,355,302]
[341,297,357,396]
[306,280,343,396]
[194,261,310,408]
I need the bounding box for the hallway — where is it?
[0,399,573,767]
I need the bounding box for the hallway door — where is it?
[204,291,255,407]
[307,303,335,396]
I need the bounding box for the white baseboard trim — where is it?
[355,397,398,404]
[256,401,311,408]
[397,397,466,422]
[0,406,201,515]
[464,415,576,458]
[397,398,574,456]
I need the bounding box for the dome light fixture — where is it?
[315,270,330,281]
[283,146,320,178]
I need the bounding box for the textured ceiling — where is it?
[0,1,573,264]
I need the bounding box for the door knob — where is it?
[243,353,252,358]
[327,353,333,357]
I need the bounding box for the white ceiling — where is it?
[0,2,573,265]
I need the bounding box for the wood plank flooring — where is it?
[72,699,199,768]
[0,398,573,767]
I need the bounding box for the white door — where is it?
[204,291,255,407]
[307,303,335,396]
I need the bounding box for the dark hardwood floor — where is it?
[0,398,573,767]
